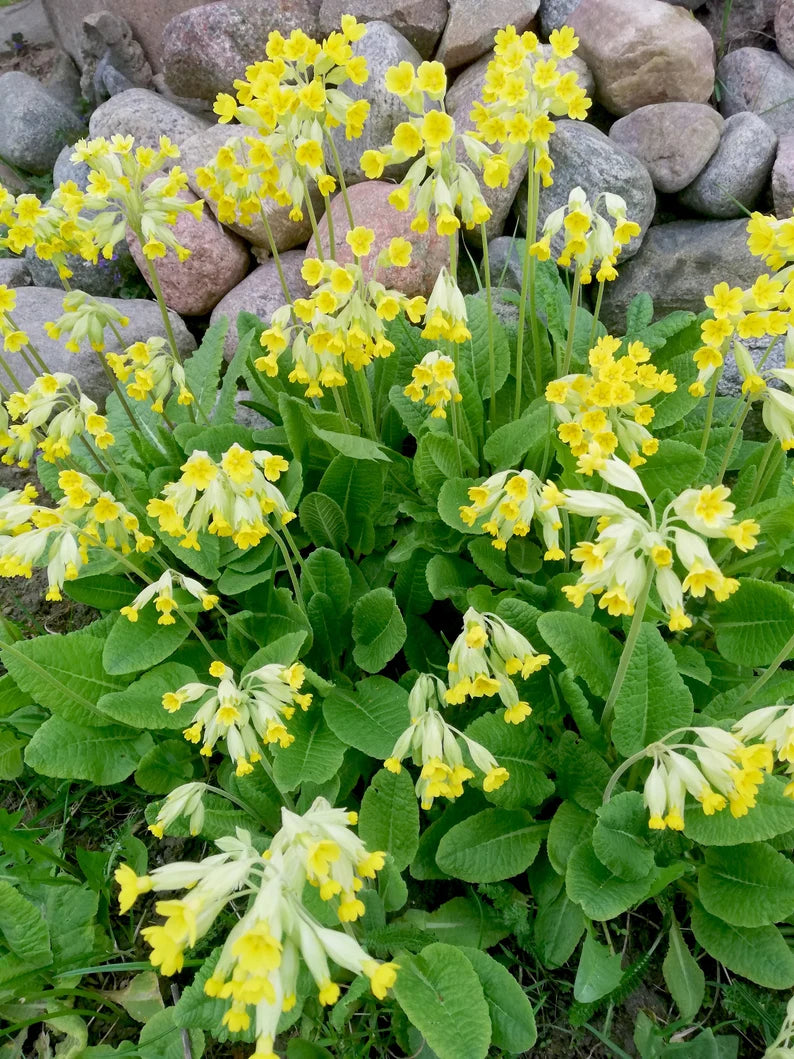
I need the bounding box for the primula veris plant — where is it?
[2,16,794,1059]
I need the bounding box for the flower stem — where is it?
[732,627,794,711]
[601,571,654,730]
[324,131,356,229]
[351,365,377,440]
[700,369,721,456]
[716,397,752,483]
[561,269,581,376]
[588,280,605,351]
[479,224,497,424]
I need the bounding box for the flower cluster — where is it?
[116,803,396,1056]
[1,372,114,466]
[209,18,369,221]
[0,185,99,279]
[689,274,793,398]
[106,336,194,411]
[44,288,129,354]
[531,188,641,282]
[164,659,312,776]
[460,468,564,556]
[0,472,152,600]
[0,283,30,353]
[421,266,470,343]
[734,704,794,795]
[446,607,550,722]
[71,135,202,260]
[361,59,493,234]
[471,25,591,187]
[121,568,218,626]
[385,674,509,809]
[729,340,794,451]
[147,444,293,551]
[558,459,758,628]
[403,349,461,418]
[545,334,676,472]
[256,239,425,395]
[149,781,209,839]
[641,726,774,829]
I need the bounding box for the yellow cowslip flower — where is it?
[0,472,152,601]
[43,288,129,355]
[421,267,470,343]
[148,781,209,839]
[117,800,396,1053]
[255,255,426,396]
[403,350,461,419]
[120,569,217,626]
[733,705,794,774]
[71,135,201,261]
[471,24,590,178]
[0,185,103,279]
[446,607,550,722]
[460,469,564,557]
[559,458,757,629]
[531,187,640,282]
[384,674,509,810]
[638,725,772,831]
[165,658,311,775]
[147,444,294,552]
[545,334,676,473]
[106,336,194,412]
[0,371,114,468]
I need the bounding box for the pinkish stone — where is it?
[569,0,715,116]
[772,132,794,218]
[306,181,450,298]
[128,187,251,316]
[210,250,310,359]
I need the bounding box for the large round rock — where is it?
[609,103,723,194]
[318,0,448,58]
[436,0,540,70]
[161,0,322,101]
[717,48,794,137]
[89,89,211,156]
[600,219,765,331]
[517,120,656,261]
[569,0,715,116]
[307,181,449,297]
[0,72,85,175]
[678,112,778,219]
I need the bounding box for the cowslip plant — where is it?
[1,17,794,1059]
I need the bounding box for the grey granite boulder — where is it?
[0,260,31,288]
[89,88,211,157]
[717,48,794,137]
[436,0,540,70]
[517,120,656,261]
[23,243,140,299]
[773,132,794,218]
[701,0,776,52]
[678,112,778,218]
[539,0,582,35]
[0,287,195,401]
[318,0,448,58]
[600,219,764,331]
[609,103,723,195]
[0,72,85,175]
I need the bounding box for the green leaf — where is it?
[650,351,700,430]
[573,932,624,1003]
[611,624,694,756]
[637,440,705,496]
[106,971,165,1023]
[415,434,478,496]
[271,709,345,792]
[394,549,433,615]
[437,477,480,533]
[103,608,193,676]
[323,677,409,759]
[691,903,794,990]
[698,843,794,927]
[392,943,492,1059]
[1,622,125,726]
[625,293,653,334]
[359,767,419,872]
[302,548,351,609]
[0,731,25,779]
[553,732,613,812]
[95,663,198,729]
[299,492,348,550]
[566,840,656,921]
[483,406,548,472]
[462,294,510,398]
[712,579,794,666]
[436,808,543,882]
[25,716,153,785]
[459,947,537,1053]
[533,891,586,969]
[593,792,656,882]
[320,455,384,526]
[464,712,554,809]
[684,777,794,845]
[0,879,51,967]
[135,740,197,794]
[313,425,391,462]
[184,317,227,418]
[352,588,406,673]
[400,896,510,949]
[663,918,705,1022]
[547,801,595,876]
[536,612,620,699]
[64,574,136,610]
[426,553,482,608]
[138,1008,204,1059]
